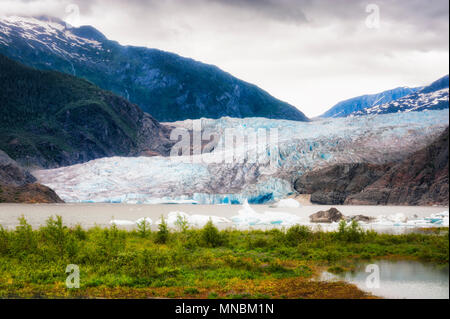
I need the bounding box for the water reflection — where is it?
[322,260,449,299]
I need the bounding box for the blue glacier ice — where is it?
[34,110,449,204]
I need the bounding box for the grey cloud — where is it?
[5,0,449,31]
[2,0,448,116]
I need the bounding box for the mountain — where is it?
[294,127,449,206]
[0,149,63,203]
[0,16,309,122]
[350,75,449,116]
[420,74,449,93]
[0,54,173,168]
[321,86,420,118]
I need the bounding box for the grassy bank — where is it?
[0,216,448,299]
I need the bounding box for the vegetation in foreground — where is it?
[0,216,448,299]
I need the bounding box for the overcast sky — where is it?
[1,0,449,117]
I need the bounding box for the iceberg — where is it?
[231,200,302,227]
[135,217,153,225]
[157,211,231,228]
[110,219,136,226]
[372,211,449,228]
[111,217,153,226]
[272,198,301,208]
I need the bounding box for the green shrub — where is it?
[286,225,312,246]
[174,214,189,233]
[72,224,87,241]
[137,218,151,238]
[98,224,126,258]
[133,249,158,278]
[201,220,223,248]
[183,230,201,249]
[11,216,37,256]
[41,215,67,255]
[337,220,364,242]
[0,225,10,255]
[155,216,169,244]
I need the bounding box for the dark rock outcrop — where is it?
[0,183,63,204]
[346,127,449,206]
[294,163,387,205]
[0,149,36,186]
[295,127,449,206]
[309,208,345,223]
[0,150,63,203]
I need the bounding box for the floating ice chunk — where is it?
[110,217,153,226]
[135,217,153,225]
[390,213,407,223]
[188,214,230,227]
[375,213,407,225]
[157,211,230,228]
[435,211,449,218]
[231,200,262,225]
[273,198,300,208]
[231,200,302,226]
[110,219,135,226]
[162,211,190,226]
[260,211,302,226]
[373,210,449,228]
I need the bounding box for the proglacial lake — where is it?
[0,203,447,232]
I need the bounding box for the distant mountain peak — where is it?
[419,74,449,94]
[349,75,449,117]
[321,86,421,118]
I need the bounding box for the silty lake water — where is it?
[322,260,449,299]
[0,203,447,232]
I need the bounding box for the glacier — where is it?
[34,109,449,204]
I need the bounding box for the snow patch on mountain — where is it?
[321,86,421,118]
[0,15,104,72]
[351,88,448,116]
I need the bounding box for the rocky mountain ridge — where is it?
[0,15,309,122]
[0,53,173,168]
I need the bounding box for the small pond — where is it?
[322,260,449,299]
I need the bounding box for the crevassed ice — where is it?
[35,110,449,204]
